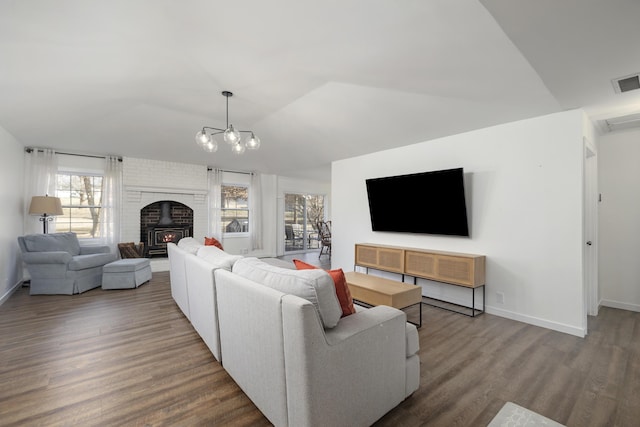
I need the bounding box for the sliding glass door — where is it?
[284,193,325,253]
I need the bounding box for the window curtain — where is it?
[208,168,223,239]
[249,172,263,250]
[23,148,58,234]
[100,156,122,250]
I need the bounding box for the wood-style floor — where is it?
[1,270,639,426]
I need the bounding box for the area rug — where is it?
[487,402,565,427]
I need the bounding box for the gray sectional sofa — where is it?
[168,238,420,427]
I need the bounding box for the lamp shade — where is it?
[29,196,63,216]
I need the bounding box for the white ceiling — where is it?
[1,0,640,181]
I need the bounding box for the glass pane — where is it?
[56,174,72,205]
[222,209,249,232]
[284,194,305,251]
[56,207,101,238]
[221,185,248,209]
[306,195,324,249]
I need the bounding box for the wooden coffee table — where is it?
[344,271,423,327]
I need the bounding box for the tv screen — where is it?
[365,168,469,236]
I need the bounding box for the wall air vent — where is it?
[598,112,640,133]
[612,73,640,93]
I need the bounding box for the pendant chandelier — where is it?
[195,91,261,155]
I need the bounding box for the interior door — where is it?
[583,137,599,327]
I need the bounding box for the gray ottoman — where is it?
[102,258,152,290]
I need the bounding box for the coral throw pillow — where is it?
[204,236,224,250]
[293,259,356,317]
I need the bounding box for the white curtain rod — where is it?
[207,167,253,175]
[25,147,122,162]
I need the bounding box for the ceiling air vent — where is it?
[598,112,640,133]
[612,73,640,93]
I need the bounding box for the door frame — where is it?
[583,136,599,331]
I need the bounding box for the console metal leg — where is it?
[472,287,475,317]
[422,285,485,317]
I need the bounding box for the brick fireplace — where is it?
[140,201,193,257]
[121,157,209,269]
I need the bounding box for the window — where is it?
[56,173,103,238]
[222,184,249,233]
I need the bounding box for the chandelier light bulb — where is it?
[246,132,261,150]
[224,124,241,145]
[203,140,218,153]
[195,130,211,147]
[231,142,246,155]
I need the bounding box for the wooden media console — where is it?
[354,243,486,316]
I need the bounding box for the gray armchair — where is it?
[18,232,117,295]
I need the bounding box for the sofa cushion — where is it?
[260,258,296,269]
[196,246,243,271]
[102,258,150,273]
[293,259,356,317]
[233,257,342,328]
[68,253,118,271]
[22,232,81,255]
[204,236,224,250]
[177,237,202,254]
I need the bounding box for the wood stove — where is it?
[140,201,193,258]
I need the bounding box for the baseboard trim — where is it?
[0,279,25,307]
[600,299,640,313]
[485,305,585,338]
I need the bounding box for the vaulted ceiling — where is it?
[1,0,639,180]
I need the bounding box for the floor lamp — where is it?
[29,195,63,234]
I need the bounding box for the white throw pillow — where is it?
[177,237,202,255]
[232,257,342,328]
[197,246,243,271]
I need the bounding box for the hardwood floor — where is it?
[278,250,332,270]
[0,273,269,427]
[1,272,639,426]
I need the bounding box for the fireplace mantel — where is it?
[126,185,207,203]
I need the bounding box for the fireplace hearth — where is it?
[140,201,193,258]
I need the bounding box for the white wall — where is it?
[332,110,589,336]
[598,127,640,312]
[0,127,26,304]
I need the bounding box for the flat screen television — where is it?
[365,168,469,236]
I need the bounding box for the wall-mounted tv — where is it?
[365,168,469,237]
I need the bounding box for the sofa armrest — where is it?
[79,245,111,255]
[282,296,410,427]
[22,251,72,265]
[167,243,191,320]
[323,304,407,345]
[184,254,222,361]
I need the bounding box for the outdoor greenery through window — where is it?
[222,184,249,233]
[56,173,103,238]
